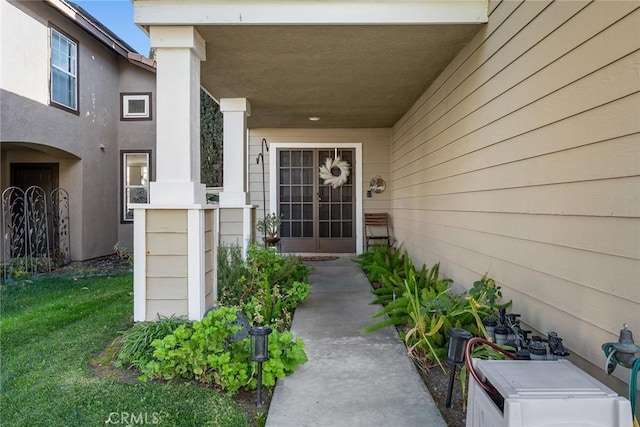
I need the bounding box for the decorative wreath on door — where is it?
[319,156,351,189]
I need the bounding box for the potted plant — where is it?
[257,213,283,246]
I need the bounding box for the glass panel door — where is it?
[278,148,355,253]
[278,149,315,252]
[317,149,355,252]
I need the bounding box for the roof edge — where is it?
[44,0,156,71]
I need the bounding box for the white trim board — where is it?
[269,142,363,254]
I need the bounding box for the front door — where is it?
[277,148,355,253]
[11,163,59,195]
[11,163,59,253]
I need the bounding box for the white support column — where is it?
[133,208,147,322]
[187,209,206,320]
[149,26,206,205]
[133,25,215,322]
[219,98,251,206]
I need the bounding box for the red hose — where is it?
[465,337,516,395]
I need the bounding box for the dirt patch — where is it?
[418,363,466,427]
[51,254,133,277]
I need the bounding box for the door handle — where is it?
[317,192,322,202]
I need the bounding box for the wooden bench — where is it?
[364,213,393,250]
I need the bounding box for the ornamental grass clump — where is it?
[117,315,189,370]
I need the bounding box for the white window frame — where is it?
[122,151,151,223]
[121,93,152,120]
[50,27,78,112]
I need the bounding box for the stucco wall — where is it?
[0,1,49,104]
[117,59,157,249]
[248,128,392,248]
[1,1,155,260]
[391,0,640,395]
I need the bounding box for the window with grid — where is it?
[50,28,77,111]
[318,149,353,239]
[122,152,150,222]
[279,150,314,238]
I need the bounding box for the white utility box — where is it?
[466,359,632,427]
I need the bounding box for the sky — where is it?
[73,0,150,56]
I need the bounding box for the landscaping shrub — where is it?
[119,243,310,395]
[354,244,407,284]
[240,244,310,329]
[217,243,310,330]
[358,246,511,370]
[217,243,248,305]
[1,256,55,282]
[142,307,307,393]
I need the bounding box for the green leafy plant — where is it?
[354,244,407,284]
[245,329,308,388]
[256,213,282,238]
[240,244,309,329]
[363,262,450,333]
[217,243,248,305]
[358,246,512,372]
[142,307,307,393]
[1,256,54,282]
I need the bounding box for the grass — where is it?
[0,274,249,427]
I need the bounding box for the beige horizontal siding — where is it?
[391,0,640,396]
[146,277,188,300]
[147,300,188,320]
[146,233,187,255]
[145,210,187,233]
[219,207,244,247]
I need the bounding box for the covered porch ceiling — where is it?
[135,0,488,129]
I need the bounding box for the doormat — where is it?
[301,256,340,262]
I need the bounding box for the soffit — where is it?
[197,24,482,128]
[134,0,487,128]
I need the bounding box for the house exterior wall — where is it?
[0,0,155,260]
[117,60,157,250]
[391,0,640,395]
[248,128,392,246]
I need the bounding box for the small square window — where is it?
[121,93,152,120]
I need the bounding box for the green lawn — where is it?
[0,274,249,427]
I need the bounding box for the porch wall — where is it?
[391,0,640,396]
[138,207,217,320]
[218,208,245,246]
[145,209,189,319]
[248,127,392,225]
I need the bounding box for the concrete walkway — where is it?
[266,257,447,427]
